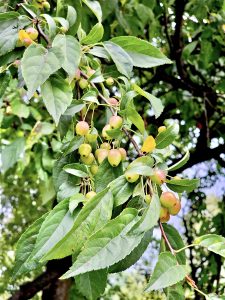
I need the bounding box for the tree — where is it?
[0,0,224,299]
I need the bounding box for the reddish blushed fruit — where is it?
[26,27,38,40]
[81,153,95,165]
[108,97,119,106]
[75,69,81,80]
[78,143,92,157]
[125,173,140,183]
[86,191,96,200]
[23,38,33,47]
[109,115,123,129]
[160,192,178,208]
[96,149,109,164]
[150,170,167,185]
[168,199,181,215]
[79,78,89,89]
[118,148,126,161]
[100,142,111,150]
[76,121,89,136]
[102,124,111,140]
[160,207,170,223]
[90,164,98,175]
[108,149,122,167]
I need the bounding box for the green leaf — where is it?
[52,34,81,78]
[111,36,172,68]
[64,100,85,116]
[109,175,134,207]
[129,194,160,235]
[124,104,145,133]
[11,99,29,118]
[54,17,69,31]
[63,136,84,156]
[126,156,154,176]
[1,137,25,173]
[206,294,225,300]
[95,159,123,192]
[156,124,179,149]
[0,12,24,56]
[103,41,133,78]
[26,199,76,263]
[75,269,108,300]
[41,75,73,125]
[109,229,152,273]
[82,0,102,22]
[0,72,11,98]
[21,44,63,99]
[132,84,164,118]
[67,5,77,28]
[60,208,143,278]
[41,14,57,39]
[42,188,113,261]
[163,224,186,265]
[81,23,104,44]
[89,46,110,60]
[194,234,225,258]
[13,213,48,278]
[166,178,200,193]
[166,284,185,300]
[145,252,189,291]
[167,151,190,171]
[81,90,99,103]
[63,163,89,177]
[69,193,86,214]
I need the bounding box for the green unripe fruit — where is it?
[79,78,89,89]
[160,192,178,208]
[102,124,111,140]
[26,27,38,40]
[109,115,123,129]
[96,149,109,164]
[100,142,111,150]
[81,153,95,165]
[168,199,181,215]
[160,207,170,223]
[78,143,92,158]
[90,164,98,175]
[118,148,126,161]
[158,126,166,133]
[125,173,140,183]
[43,1,50,10]
[76,121,89,136]
[145,194,152,204]
[86,191,97,200]
[150,170,167,185]
[106,77,114,86]
[108,97,118,106]
[108,149,122,167]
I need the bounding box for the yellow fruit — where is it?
[108,149,122,167]
[102,124,111,140]
[125,173,140,183]
[109,115,123,129]
[100,142,111,150]
[43,1,50,10]
[160,207,170,223]
[118,148,126,161]
[81,153,95,165]
[106,77,114,86]
[96,149,109,164]
[145,194,152,204]
[26,27,38,40]
[76,121,89,136]
[160,192,178,208]
[79,78,88,89]
[78,143,92,158]
[158,126,166,133]
[90,164,98,175]
[141,135,156,154]
[86,191,96,200]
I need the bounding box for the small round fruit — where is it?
[26,27,38,40]
[23,38,33,47]
[160,207,170,223]
[86,132,98,143]
[109,115,123,129]
[150,170,166,185]
[125,173,140,183]
[158,126,166,133]
[43,1,51,10]
[168,199,181,215]
[118,148,126,161]
[79,78,89,89]
[145,194,152,204]
[160,192,178,208]
[90,164,98,175]
[81,153,95,165]
[102,124,111,140]
[108,97,118,106]
[108,149,122,167]
[106,77,114,86]
[78,143,92,158]
[96,149,109,164]
[86,191,97,200]
[100,142,111,150]
[60,26,68,33]
[76,121,89,136]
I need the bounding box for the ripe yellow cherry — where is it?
[108,149,122,167]
[78,144,92,158]
[76,121,89,136]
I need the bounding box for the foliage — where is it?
[0,0,225,299]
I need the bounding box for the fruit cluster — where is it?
[17,27,39,48]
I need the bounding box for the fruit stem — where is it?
[175,244,196,253]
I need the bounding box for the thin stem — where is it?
[159,221,175,255]
[175,244,196,253]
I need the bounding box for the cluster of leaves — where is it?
[0,0,225,299]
